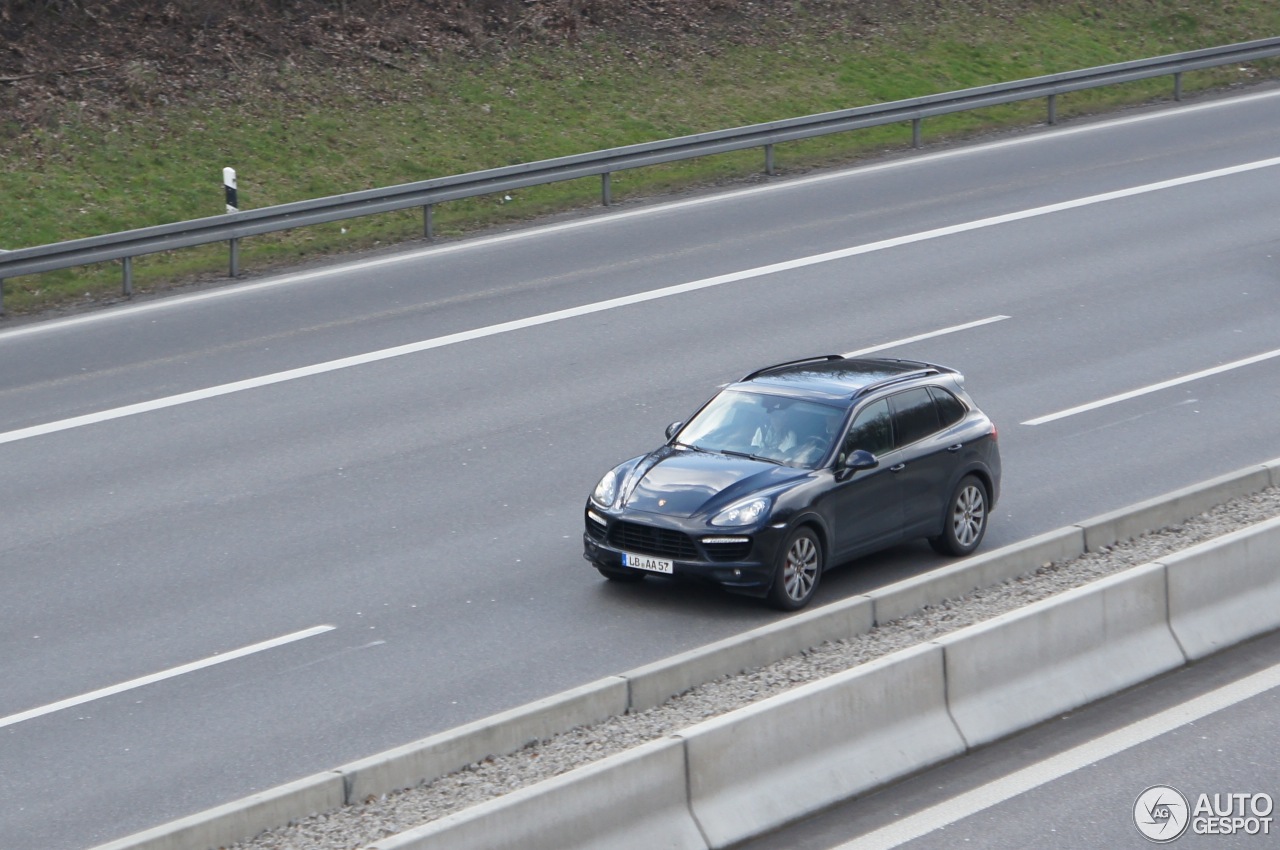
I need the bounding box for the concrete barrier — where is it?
[89,772,345,850]
[680,643,963,849]
[1077,464,1272,551]
[937,561,1186,748]
[342,676,628,802]
[868,526,1084,626]
[622,594,874,712]
[365,738,706,850]
[1165,516,1280,660]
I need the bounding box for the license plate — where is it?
[622,552,674,574]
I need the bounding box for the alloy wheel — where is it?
[952,482,987,548]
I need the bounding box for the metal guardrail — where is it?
[3,36,1279,313]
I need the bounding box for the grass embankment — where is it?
[3,2,1279,314]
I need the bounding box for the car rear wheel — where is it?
[596,565,646,583]
[767,527,822,611]
[929,475,988,556]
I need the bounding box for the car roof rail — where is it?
[873,357,956,373]
[739,354,845,382]
[851,363,951,398]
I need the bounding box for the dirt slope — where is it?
[1,0,1012,134]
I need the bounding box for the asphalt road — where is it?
[2,85,1279,850]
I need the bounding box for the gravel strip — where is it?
[237,487,1280,850]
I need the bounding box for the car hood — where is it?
[621,446,806,518]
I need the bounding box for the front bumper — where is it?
[582,504,785,596]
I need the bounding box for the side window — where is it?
[890,387,941,447]
[929,386,967,428]
[841,399,892,459]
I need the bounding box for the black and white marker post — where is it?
[223,166,240,277]
[223,166,238,213]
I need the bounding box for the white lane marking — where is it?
[1023,347,1280,425]
[834,659,1280,850]
[0,625,335,730]
[5,155,1280,447]
[3,89,1278,342]
[706,317,1007,389]
[843,316,1010,357]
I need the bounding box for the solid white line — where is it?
[843,316,1010,357]
[4,156,1278,447]
[1023,347,1280,425]
[833,659,1280,850]
[3,88,1278,342]
[0,625,335,730]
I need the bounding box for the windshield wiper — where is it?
[719,449,784,465]
[675,442,714,454]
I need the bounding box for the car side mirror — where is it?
[665,421,684,440]
[842,449,879,472]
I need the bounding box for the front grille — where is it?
[608,521,699,560]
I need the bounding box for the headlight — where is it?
[591,469,619,507]
[710,497,770,527]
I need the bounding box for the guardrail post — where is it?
[423,204,434,239]
[229,238,240,278]
[0,279,5,316]
[912,118,922,148]
[1047,93,1058,125]
[122,256,133,297]
[602,172,612,206]
[1174,71,1183,101]
[765,144,775,176]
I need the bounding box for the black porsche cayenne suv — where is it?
[583,355,1001,610]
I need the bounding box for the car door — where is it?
[824,398,905,559]
[889,386,961,537]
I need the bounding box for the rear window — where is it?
[929,386,967,428]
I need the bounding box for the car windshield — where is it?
[676,390,846,468]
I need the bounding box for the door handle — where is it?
[947,444,963,453]
[890,463,906,472]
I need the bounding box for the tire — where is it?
[766,527,823,611]
[596,565,646,583]
[929,475,988,556]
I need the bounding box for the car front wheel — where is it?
[767,527,823,611]
[930,475,988,556]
